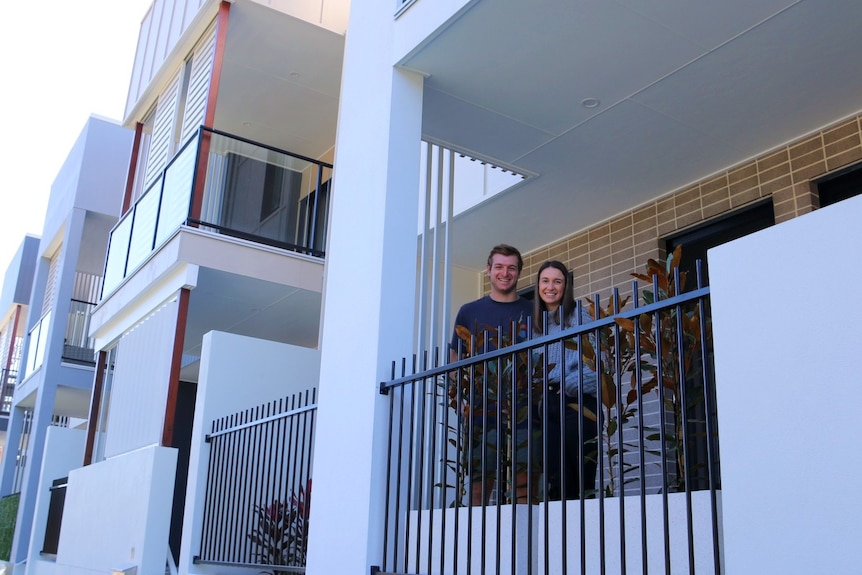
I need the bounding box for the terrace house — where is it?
[0,116,133,568]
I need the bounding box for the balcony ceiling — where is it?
[215,0,345,160]
[402,0,862,269]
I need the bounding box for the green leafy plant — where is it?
[624,245,711,491]
[0,493,19,561]
[578,245,712,495]
[445,323,547,504]
[248,479,311,573]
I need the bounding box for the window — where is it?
[664,200,774,287]
[817,163,862,207]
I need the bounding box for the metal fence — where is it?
[378,272,721,575]
[195,388,317,572]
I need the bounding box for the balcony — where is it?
[378,274,720,574]
[102,127,332,299]
[62,299,96,365]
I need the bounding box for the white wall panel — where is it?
[54,446,177,575]
[125,0,211,121]
[104,299,179,458]
[710,194,862,574]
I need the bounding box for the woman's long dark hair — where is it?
[533,259,576,333]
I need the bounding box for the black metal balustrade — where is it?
[62,299,97,365]
[1,369,17,414]
[378,272,721,575]
[41,477,68,556]
[195,388,316,573]
[102,127,332,298]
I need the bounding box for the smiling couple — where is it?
[449,244,598,506]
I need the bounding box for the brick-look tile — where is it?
[590,255,612,273]
[826,150,862,172]
[791,161,827,184]
[758,163,792,185]
[675,185,703,205]
[612,258,635,277]
[676,209,702,229]
[790,148,826,172]
[822,120,859,146]
[572,253,590,270]
[772,186,795,205]
[589,223,610,242]
[702,197,732,219]
[610,214,633,233]
[611,245,635,264]
[633,227,657,246]
[773,201,796,223]
[824,133,861,157]
[567,233,589,252]
[759,174,793,197]
[548,242,568,261]
[728,174,758,197]
[728,163,759,184]
[757,148,790,171]
[788,136,824,161]
[632,212,657,235]
[729,186,761,208]
[590,243,612,261]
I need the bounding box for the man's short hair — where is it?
[487,244,523,271]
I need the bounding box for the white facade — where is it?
[709,194,862,574]
[0,116,133,566]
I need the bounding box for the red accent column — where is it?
[189,1,230,223]
[122,122,145,214]
[3,305,21,375]
[162,288,190,446]
[82,350,108,466]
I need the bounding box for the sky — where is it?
[0,0,154,276]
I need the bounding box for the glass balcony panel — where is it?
[126,179,162,274]
[63,300,96,364]
[155,133,198,247]
[200,131,330,256]
[103,214,133,296]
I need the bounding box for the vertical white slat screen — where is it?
[103,299,178,458]
[180,23,216,144]
[142,70,182,189]
[41,248,62,316]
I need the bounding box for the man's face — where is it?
[487,254,521,297]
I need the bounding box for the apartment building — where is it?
[11,0,862,574]
[13,1,347,574]
[308,1,862,574]
[0,236,40,463]
[0,116,133,569]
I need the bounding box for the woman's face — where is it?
[538,266,566,310]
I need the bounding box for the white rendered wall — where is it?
[25,427,86,575]
[179,331,320,575]
[305,2,425,571]
[104,299,178,457]
[709,194,862,574]
[53,445,178,575]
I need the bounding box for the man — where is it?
[449,244,534,505]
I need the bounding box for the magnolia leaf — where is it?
[615,317,635,332]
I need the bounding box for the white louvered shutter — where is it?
[180,24,216,143]
[41,248,62,315]
[142,70,182,188]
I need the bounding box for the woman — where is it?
[533,260,599,500]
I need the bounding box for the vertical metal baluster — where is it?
[382,361,396,572]
[613,288,627,575]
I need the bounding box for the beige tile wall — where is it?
[495,114,862,302]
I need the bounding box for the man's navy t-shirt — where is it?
[449,295,533,357]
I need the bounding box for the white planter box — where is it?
[405,491,722,575]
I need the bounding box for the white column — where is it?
[306,3,424,574]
